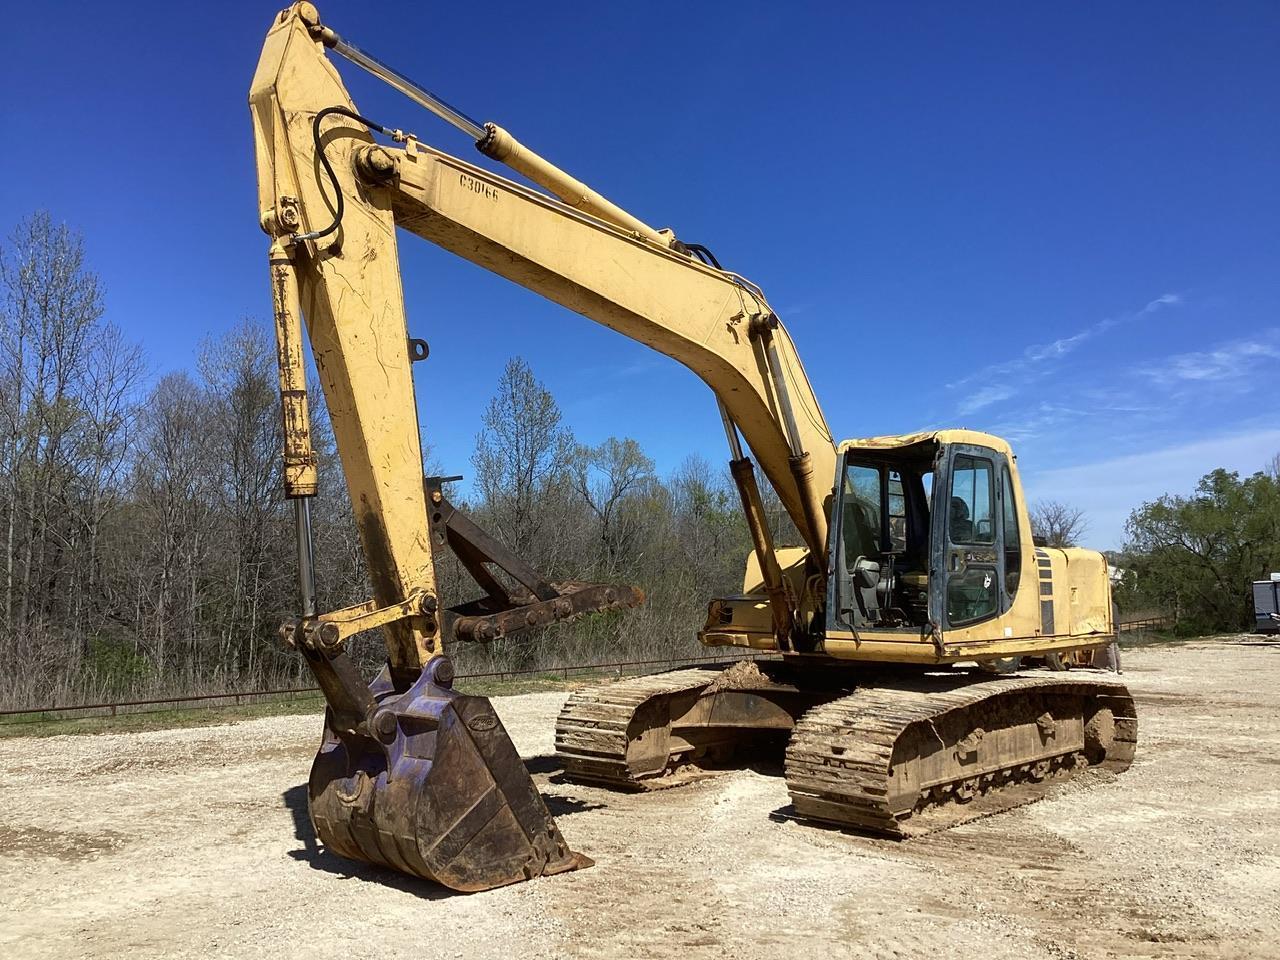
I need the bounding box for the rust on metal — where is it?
[453,581,642,642]
[293,475,644,890]
[309,656,592,890]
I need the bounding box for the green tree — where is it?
[1124,467,1280,633]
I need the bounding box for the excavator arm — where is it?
[388,140,837,559]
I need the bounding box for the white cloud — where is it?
[1138,292,1182,312]
[956,384,1015,416]
[1137,334,1280,386]
[1020,426,1280,550]
[947,293,1181,392]
[985,401,1090,443]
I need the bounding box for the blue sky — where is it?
[3,1,1277,549]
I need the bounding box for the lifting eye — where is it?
[408,337,429,362]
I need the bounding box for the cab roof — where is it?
[836,429,1014,458]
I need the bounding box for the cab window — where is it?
[841,464,881,560]
[948,455,994,544]
[946,453,998,625]
[887,470,907,552]
[1001,463,1021,599]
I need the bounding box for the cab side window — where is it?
[1002,463,1021,599]
[948,455,994,544]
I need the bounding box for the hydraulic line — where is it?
[294,105,392,244]
[306,16,671,246]
[318,31,487,141]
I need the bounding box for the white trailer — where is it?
[1254,574,1280,634]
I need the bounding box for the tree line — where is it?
[0,213,756,709]
[1114,458,1280,634]
[1027,462,1280,635]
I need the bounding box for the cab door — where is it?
[930,444,1010,630]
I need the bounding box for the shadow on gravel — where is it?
[280,784,455,899]
[522,754,607,814]
[524,754,564,775]
[543,794,605,817]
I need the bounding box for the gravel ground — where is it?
[1,637,1277,960]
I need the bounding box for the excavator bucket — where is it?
[279,481,640,890]
[308,658,590,892]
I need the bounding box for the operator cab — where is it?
[828,431,1024,635]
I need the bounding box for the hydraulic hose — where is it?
[294,105,390,244]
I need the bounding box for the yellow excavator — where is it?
[250,3,1136,892]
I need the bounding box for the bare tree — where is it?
[669,454,748,587]
[471,357,572,554]
[571,437,656,575]
[66,325,145,623]
[199,320,290,681]
[1030,499,1089,548]
[0,213,107,633]
[127,372,218,683]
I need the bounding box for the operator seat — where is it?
[949,496,973,542]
